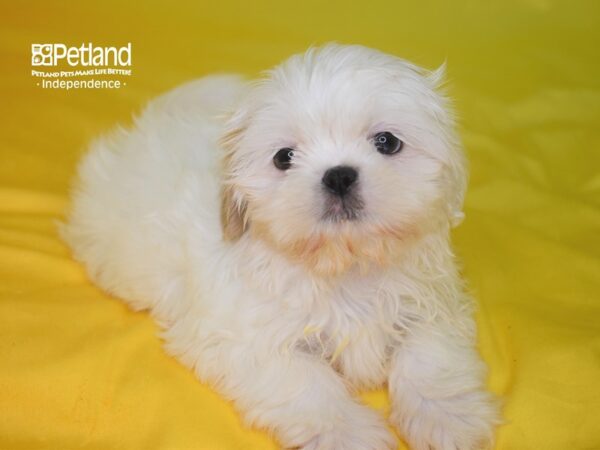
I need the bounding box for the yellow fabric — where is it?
[1,1,599,448]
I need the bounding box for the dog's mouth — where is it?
[321,193,364,222]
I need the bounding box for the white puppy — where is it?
[63,44,499,450]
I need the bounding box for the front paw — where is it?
[295,403,395,450]
[392,390,499,450]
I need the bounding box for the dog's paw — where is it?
[391,390,499,450]
[294,404,395,450]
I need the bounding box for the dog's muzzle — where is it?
[321,165,363,221]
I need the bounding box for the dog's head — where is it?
[220,44,466,276]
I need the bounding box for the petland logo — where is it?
[32,43,132,67]
[31,42,133,90]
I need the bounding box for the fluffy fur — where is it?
[63,44,499,449]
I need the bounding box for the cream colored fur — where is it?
[63,44,499,450]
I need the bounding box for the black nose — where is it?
[322,166,358,197]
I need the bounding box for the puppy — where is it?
[63,44,499,450]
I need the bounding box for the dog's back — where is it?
[62,75,245,321]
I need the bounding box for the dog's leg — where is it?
[173,332,395,450]
[388,327,499,450]
[224,352,394,450]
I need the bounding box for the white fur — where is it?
[62,44,499,449]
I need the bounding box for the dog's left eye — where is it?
[373,131,403,155]
[273,148,294,170]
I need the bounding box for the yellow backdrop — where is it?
[1,1,599,449]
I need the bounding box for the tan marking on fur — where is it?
[218,122,246,159]
[219,125,249,241]
[220,185,248,241]
[251,218,422,277]
[345,238,356,255]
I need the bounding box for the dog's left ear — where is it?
[428,62,467,228]
[219,108,250,241]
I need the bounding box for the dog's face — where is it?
[221,44,466,276]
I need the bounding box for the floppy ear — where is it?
[220,182,248,241]
[428,62,467,228]
[219,108,250,241]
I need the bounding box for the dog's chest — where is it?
[296,275,393,370]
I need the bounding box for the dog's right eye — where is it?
[273,148,294,170]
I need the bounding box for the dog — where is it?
[63,43,499,450]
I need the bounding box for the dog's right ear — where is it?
[219,108,250,242]
[220,183,248,241]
